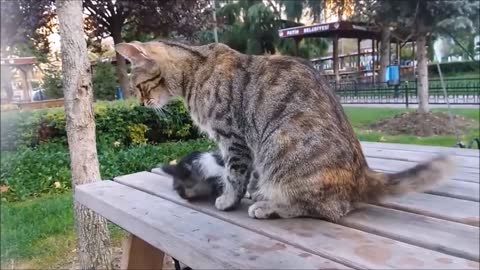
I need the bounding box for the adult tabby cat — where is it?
[116,40,454,221]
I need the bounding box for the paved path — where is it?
[342,104,480,109]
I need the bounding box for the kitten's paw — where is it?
[248,201,278,219]
[215,194,238,211]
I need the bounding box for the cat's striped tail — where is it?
[365,155,456,199]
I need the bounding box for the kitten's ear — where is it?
[160,164,178,177]
[115,42,152,68]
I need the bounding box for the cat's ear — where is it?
[115,42,153,68]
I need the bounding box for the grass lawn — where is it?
[344,107,480,148]
[0,193,125,269]
[1,107,478,268]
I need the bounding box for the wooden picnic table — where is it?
[76,142,480,269]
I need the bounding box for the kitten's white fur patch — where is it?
[197,152,224,179]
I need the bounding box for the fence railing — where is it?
[330,78,480,105]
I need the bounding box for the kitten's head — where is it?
[159,151,214,201]
[115,40,208,109]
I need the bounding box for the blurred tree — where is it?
[56,0,113,268]
[82,0,210,98]
[352,0,479,113]
[1,0,211,99]
[215,0,328,57]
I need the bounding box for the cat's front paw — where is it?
[215,194,238,211]
[248,201,277,219]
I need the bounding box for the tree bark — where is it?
[379,25,391,82]
[111,26,132,99]
[416,18,429,113]
[56,1,113,269]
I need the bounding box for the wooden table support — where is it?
[121,234,165,270]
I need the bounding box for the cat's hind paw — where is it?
[248,201,279,219]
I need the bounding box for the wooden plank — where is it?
[367,158,479,201]
[367,157,480,183]
[363,148,480,169]
[427,180,479,202]
[379,193,480,226]
[367,156,480,175]
[75,180,347,270]
[341,205,480,262]
[116,171,479,269]
[361,141,480,158]
[120,234,165,270]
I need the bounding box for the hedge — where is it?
[428,61,480,76]
[0,139,215,202]
[0,99,202,151]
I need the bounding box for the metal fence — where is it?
[330,78,480,105]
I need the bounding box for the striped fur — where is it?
[116,41,455,221]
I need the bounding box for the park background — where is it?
[1,0,479,268]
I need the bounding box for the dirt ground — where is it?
[368,111,478,136]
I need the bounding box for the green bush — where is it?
[429,61,480,76]
[0,139,215,202]
[92,62,118,100]
[42,68,64,98]
[0,99,201,151]
[42,63,119,100]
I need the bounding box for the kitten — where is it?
[158,150,256,201]
[116,40,455,221]
[157,150,224,201]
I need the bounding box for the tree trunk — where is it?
[416,18,429,114]
[111,27,132,99]
[379,25,391,82]
[56,1,113,269]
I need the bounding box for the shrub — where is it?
[42,63,120,100]
[42,68,64,98]
[0,139,215,202]
[92,62,118,100]
[127,123,149,145]
[428,61,480,76]
[0,99,201,151]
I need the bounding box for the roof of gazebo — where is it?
[278,21,413,42]
[0,57,37,66]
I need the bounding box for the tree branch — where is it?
[84,5,111,28]
[266,0,282,19]
[442,29,475,60]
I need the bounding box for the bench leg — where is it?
[120,234,165,270]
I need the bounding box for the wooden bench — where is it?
[75,142,480,269]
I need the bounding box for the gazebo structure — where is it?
[278,21,416,83]
[0,57,37,102]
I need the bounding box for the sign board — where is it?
[278,21,371,38]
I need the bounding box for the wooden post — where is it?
[412,41,416,76]
[371,39,375,83]
[357,38,361,73]
[18,66,32,101]
[396,42,400,64]
[333,35,339,83]
[294,38,300,57]
[120,234,165,270]
[25,66,34,101]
